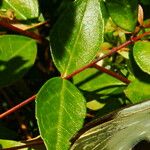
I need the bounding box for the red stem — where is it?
[64,40,133,79]
[0,31,150,119]
[64,31,150,79]
[0,21,45,43]
[93,64,131,84]
[0,95,36,119]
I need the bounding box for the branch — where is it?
[63,31,150,79]
[0,21,47,43]
[93,64,131,84]
[0,95,36,119]
[0,31,150,119]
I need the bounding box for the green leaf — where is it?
[73,68,125,92]
[71,100,150,150]
[0,35,37,87]
[0,140,28,150]
[74,68,126,114]
[124,79,150,103]
[105,0,138,32]
[50,0,105,76]
[1,0,39,20]
[36,77,86,150]
[133,41,150,75]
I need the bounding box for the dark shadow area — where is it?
[0,56,29,87]
[38,0,76,61]
[140,2,150,19]
[49,1,75,61]
[129,49,150,83]
[38,0,64,20]
[132,140,150,150]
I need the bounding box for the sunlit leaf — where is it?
[36,77,86,150]
[133,41,150,75]
[0,0,39,20]
[71,100,150,150]
[124,79,150,103]
[0,35,37,87]
[105,0,138,32]
[51,0,105,76]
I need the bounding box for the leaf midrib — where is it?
[64,1,89,76]
[5,0,27,19]
[56,79,65,149]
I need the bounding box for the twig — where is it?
[0,88,31,139]
[0,95,36,119]
[63,31,150,79]
[93,64,131,84]
[0,31,150,119]
[0,21,46,43]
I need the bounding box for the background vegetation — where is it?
[0,0,150,149]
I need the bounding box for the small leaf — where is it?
[124,79,150,103]
[0,35,37,87]
[51,0,105,76]
[0,139,45,150]
[36,77,86,150]
[1,0,39,20]
[105,0,138,32]
[71,100,150,150]
[133,41,150,75]
[0,140,28,149]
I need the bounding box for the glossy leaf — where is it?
[1,0,39,20]
[124,79,150,103]
[105,0,138,32]
[0,35,37,87]
[133,41,150,75]
[71,100,150,150]
[36,77,86,150]
[50,0,105,76]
